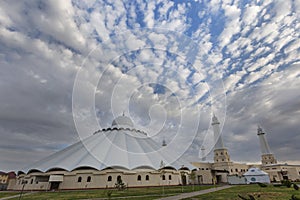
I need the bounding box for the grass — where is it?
[183,184,300,200]
[0,191,26,198]
[8,185,214,200]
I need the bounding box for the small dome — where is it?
[112,115,134,127]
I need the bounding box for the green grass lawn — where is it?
[0,191,25,198]
[8,185,214,200]
[184,184,300,200]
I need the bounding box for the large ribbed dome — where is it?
[21,116,194,173]
[111,115,134,127]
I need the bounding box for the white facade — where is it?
[8,115,194,190]
[243,168,270,184]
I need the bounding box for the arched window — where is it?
[137,175,141,181]
[30,179,33,184]
[117,175,121,182]
[145,175,149,181]
[78,176,82,182]
[87,176,91,182]
[162,175,166,180]
[107,176,112,182]
[169,175,172,180]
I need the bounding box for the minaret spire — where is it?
[212,114,224,149]
[257,126,277,165]
[212,114,230,163]
[201,146,206,161]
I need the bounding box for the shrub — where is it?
[281,180,292,188]
[290,194,300,200]
[293,183,299,190]
[257,182,267,187]
[115,177,126,191]
[238,194,249,200]
[237,194,256,200]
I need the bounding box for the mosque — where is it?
[192,115,300,184]
[7,114,300,190]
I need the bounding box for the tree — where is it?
[189,171,196,191]
[115,176,126,191]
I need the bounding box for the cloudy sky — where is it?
[0,0,299,172]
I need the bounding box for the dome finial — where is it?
[111,114,134,127]
[162,138,167,146]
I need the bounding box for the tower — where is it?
[201,146,206,161]
[257,126,277,165]
[212,115,230,163]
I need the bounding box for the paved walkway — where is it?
[155,185,232,200]
[0,192,36,200]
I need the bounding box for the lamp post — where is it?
[18,180,27,200]
[180,171,186,193]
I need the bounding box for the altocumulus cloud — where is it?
[0,0,299,171]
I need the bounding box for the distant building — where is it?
[0,171,16,190]
[7,114,300,190]
[192,115,300,184]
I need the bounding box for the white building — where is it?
[8,115,194,190]
[8,114,300,190]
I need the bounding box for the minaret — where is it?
[201,146,206,161]
[257,126,277,165]
[212,115,230,163]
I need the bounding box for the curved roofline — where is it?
[46,167,68,173]
[132,165,156,170]
[17,171,25,176]
[179,166,190,171]
[71,166,98,171]
[101,166,130,171]
[27,169,43,174]
[160,166,177,171]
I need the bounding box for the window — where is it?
[107,176,112,182]
[169,175,172,180]
[206,168,209,170]
[146,175,149,181]
[235,169,238,172]
[117,176,121,182]
[216,153,218,156]
[222,159,224,161]
[221,152,223,155]
[30,179,33,184]
[137,175,141,181]
[162,175,166,180]
[87,176,91,182]
[78,176,82,182]
[231,169,233,172]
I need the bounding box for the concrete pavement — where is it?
[155,185,232,200]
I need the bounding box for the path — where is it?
[155,185,232,200]
[0,192,36,200]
